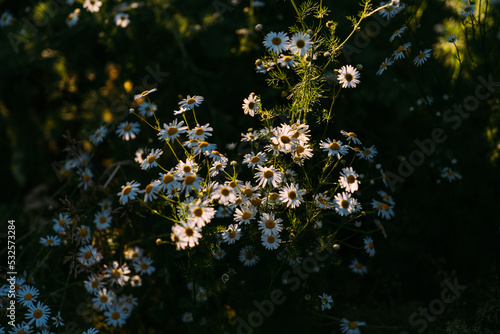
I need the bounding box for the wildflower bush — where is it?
[1,0,500,333]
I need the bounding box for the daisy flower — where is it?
[222,224,242,244]
[320,138,349,159]
[210,156,228,177]
[233,204,257,225]
[376,57,394,75]
[94,210,112,229]
[372,199,394,219]
[460,2,475,18]
[277,54,297,69]
[105,261,131,287]
[261,234,281,250]
[182,312,194,323]
[339,167,360,193]
[413,49,432,66]
[393,42,411,60]
[187,123,213,141]
[138,102,157,117]
[77,245,103,266]
[212,183,237,206]
[349,258,368,276]
[141,148,163,170]
[179,95,204,109]
[134,88,157,101]
[89,126,107,145]
[78,168,93,190]
[178,173,203,197]
[243,152,267,168]
[84,275,104,295]
[39,235,61,247]
[340,130,362,145]
[130,275,142,287]
[239,245,260,266]
[104,304,129,327]
[7,323,32,334]
[364,236,376,256]
[356,145,378,160]
[216,206,232,218]
[17,285,39,307]
[242,92,261,117]
[340,318,367,334]
[25,301,51,327]
[114,13,130,28]
[441,167,462,182]
[337,65,360,88]
[116,121,140,141]
[263,31,290,54]
[446,33,460,44]
[82,328,99,334]
[254,165,283,188]
[175,158,199,176]
[83,0,102,12]
[188,200,215,228]
[279,183,305,208]
[133,257,156,275]
[319,293,333,310]
[92,288,115,311]
[158,119,188,142]
[289,32,313,57]
[124,246,143,260]
[333,192,355,216]
[173,220,202,248]
[51,311,64,327]
[52,213,71,233]
[377,190,395,205]
[389,26,407,42]
[214,248,226,260]
[77,224,92,243]
[142,180,160,202]
[0,11,13,27]
[314,193,332,209]
[271,123,298,153]
[241,130,260,142]
[195,287,208,302]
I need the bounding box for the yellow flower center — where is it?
[288,191,297,200]
[111,269,121,279]
[140,263,149,270]
[267,235,275,243]
[112,311,120,320]
[24,293,32,301]
[199,141,209,148]
[396,45,405,53]
[184,174,196,185]
[91,281,99,288]
[123,124,132,131]
[228,230,236,238]
[296,39,305,48]
[46,239,54,245]
[347,175,356,184]
[263,170,274,179]
[297,145,305,153]
[145,184,153,194]
[221,187,230,196]
[185,227,194,237]
[167,126,178,136]
[248,101,255,109]
[59,219,66,227]
[349,321,358,329]
[363,149,372,156]
[369,242,374,250]
[329,142,340,150]
[265,220,275,229]
[283,56,292,62]
[340,199,349,209]
[243,188,253,197]
[241,212,251,220]
[83,251,92,259]
[280,135,291,144]
[245,252,254,260]
[99,216,107,224]
[345,73,353,82]
[147,155,156,164]
[195,128,205,136]
[271,37,282,45]
[250,156,260,163]
[79,228,88,237]
[123,185,132,194]
[193,207,203,217]
[269,192,279,200]
[186,98,196,105]
[33,310,43,319]
[163,174,174,184]
[229,181,237,188]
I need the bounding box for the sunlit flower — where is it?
[242,92,261,117]
[173,220,202,248]
[83,0,102,12]
[187,123,213,141]
[114,13,130,28]
[188,200,215,228]
[52,213,71,233]
[134,88,157,101]
[289,32,313,57]
[158,119,188,142]
[356,145,378,160]
[277,54,297,69]
[333,192,355,216]
[179,95,204,109]
[223,224,242,244]
[279,183,305,208]
[371,199,395,219]
[339,167,360,193]
[141,148,163,170]
[233,204,258,225]
[261,233,281,250]
[337,65,360,88]
[117,180,141,205]
[320,138,349,159]
[263,31,290,54]
[243,151,267,168]
[340,130,362,145]
[92,288,115,311]
[66,10,79,27]
[255,165,283,188]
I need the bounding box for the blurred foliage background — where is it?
[1,0,500,333]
